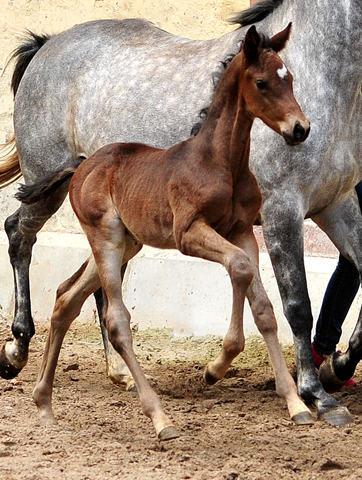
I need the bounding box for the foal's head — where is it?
[241,24,310,146]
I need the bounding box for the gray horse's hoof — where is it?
[158,425,180,441]
[319,354,347,393]
[319,407,354,427]
[0,343,23,380]
[292,411,314,425]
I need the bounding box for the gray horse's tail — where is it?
[0,31,51,189]
[15,167,76,205]
[0,136,22,188]
[9,31,51,96]
[230,0,284,27]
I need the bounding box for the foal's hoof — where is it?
[319,407,354,427]
[203,367,219,385]
[292,411,314,425]
[0,344,23,380]
[158,425,180,441]
[318,355,347,393]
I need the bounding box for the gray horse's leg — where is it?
[313,194,362,389]
[0,182,69,379]
[261,198,353,426]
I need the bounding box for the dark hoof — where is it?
[319,407,354,427]
[292,411,314,425]
[158,426,180,441]
[0,344,23,380]
[203,368,219,385]
[319,355,347,393]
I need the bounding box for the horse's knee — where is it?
[4,211,19,237]
[284,298,313,335]
[227,251,253,286]
[255,313,278,337]
[5,211,37,263]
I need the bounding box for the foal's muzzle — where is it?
[282,120,310,146]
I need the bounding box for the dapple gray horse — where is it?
[0,0,361,425]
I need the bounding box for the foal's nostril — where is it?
[293,121,305,141]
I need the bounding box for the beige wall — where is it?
[0,0,249,143]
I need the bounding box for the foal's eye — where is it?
[256,80,267,91]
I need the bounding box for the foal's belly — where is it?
[120,200,176,250]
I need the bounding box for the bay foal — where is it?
[18,25,311,440]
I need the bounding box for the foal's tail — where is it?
[16,167,76,205]
[0,32,51,189]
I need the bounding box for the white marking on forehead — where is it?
[277,64,288,80]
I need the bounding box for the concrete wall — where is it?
[0,1,360,345]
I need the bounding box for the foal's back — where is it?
[70,142,181,250]
[70,134,236,251]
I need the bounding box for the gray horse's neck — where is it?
[242,0,362,213]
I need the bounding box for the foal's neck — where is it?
[196,55,253,180]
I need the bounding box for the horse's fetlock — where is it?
[12,323,34,343]
[223,332,245,356]
[225,339,245,357]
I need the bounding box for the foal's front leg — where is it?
[232,228,313,424]
[94,284,135,389]
[177,221,254,383]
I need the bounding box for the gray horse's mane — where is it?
[230,0,285,27]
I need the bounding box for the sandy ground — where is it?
[1,4,361,478]
[0,319,362,480]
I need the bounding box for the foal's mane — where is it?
[231,0,285,27]
[191,29,275,137]
[190,51,240,136]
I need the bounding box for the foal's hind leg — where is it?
[83,219,178,441]
[94,263,134,388]
[34,242,141,425]
[0,186,69,379]
[238,229,313,424]
[33,257,100,425]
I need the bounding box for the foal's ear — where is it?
[269,22,292,53]
[243,25,263,64]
